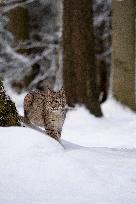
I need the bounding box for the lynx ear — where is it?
[58,87,64,94]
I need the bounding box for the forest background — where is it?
[0,0,136,124]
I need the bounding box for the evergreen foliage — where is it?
[0,80,21,126]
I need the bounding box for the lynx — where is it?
[23,87,66,141]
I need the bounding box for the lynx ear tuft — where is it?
[47,87,51,91]
[47,87,52,94]
[47,87,56,94]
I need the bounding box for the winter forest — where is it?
[0,0,136,203]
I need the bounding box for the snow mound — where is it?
[0,127,63,157]
[0,125,136,204]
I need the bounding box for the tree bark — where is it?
[7,6,29,42]
[63,0,102,116]
[0,80,21,126]
[112,0,136,111]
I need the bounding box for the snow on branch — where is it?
[1,0,35,13]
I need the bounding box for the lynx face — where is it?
[46,89,66,111]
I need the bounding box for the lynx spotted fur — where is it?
[24,88,66,141]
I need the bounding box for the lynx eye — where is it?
[47,101,51,106]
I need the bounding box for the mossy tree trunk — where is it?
[112,0,136,111]
[63,0,102,117]
[0,80,21,126]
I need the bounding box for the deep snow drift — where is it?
[0,97,136,204]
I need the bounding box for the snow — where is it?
[63,99,136,149]
[0,97,136,204]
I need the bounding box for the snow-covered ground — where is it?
[63,99,136,149]
[0,95,136,204]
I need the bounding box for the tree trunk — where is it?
[0,80,21,126]
[63,0,102,116]
[8,6,29,42]
[112,0,136,111]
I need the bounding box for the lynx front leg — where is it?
[24,92,34,125]
[24,110,31,125]
[45,127,61,142]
